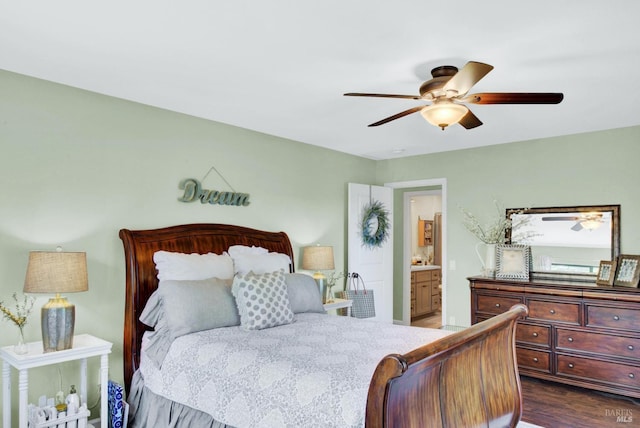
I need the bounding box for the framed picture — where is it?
[496,244,531,280]
[596,260,617,286]
[613,255,640,288]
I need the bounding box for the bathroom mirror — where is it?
[505,205,620,279]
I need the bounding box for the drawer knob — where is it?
[567,337,574,342]
[549,309,556,314]
[495,303,501,308]
[629,345,635,351]
[568,363,574,368]
[533,357,539,363]
[613,315,620,321]
[532,332,538,337]
[630,373,635,379]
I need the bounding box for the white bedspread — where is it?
[140,313,451,428]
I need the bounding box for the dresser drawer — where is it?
[527,299,580,325]
[516,347,551,373]
[516,323,551,347]
[586,305,640,332]
[557,354,640,389]
[556,328,640,361]
[476,294,523,315]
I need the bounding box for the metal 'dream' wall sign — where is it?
[178,178,250,206]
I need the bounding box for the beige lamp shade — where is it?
[301,246,335,271]
[24,251,89,294]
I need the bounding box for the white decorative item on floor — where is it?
[475,242,497,277]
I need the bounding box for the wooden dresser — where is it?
[411,267,441,318]
[470,276,640,398]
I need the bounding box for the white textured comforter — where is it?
[140,313,451,428]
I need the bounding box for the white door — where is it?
[347,183,393,323]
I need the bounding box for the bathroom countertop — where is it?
[410,264,441,271]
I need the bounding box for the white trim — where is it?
[385,178,447,327]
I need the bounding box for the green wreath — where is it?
[361,200,390,248]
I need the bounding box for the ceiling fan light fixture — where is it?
[420,101,469,130]
[580,219,602,230]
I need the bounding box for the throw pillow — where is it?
[231,270,294,330]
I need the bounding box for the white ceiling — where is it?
[2,1,639,160]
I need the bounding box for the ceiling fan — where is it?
[542,213,603,231]
[344,61,564,130]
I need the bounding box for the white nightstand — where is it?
[1,334,112,428]
[324,298,353,316]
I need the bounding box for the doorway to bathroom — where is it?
[385,178,446,328]
[406,191,442,329]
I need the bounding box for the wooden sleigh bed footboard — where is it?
[365,303,528,428]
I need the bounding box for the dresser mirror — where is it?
[505,205,620,279]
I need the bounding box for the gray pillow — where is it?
[285,273,326,314]
[157,277,239,339]
[139,277,239,366]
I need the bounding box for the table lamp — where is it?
[23,250,88,352]
[301,245,334,303]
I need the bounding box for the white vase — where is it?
[475,242,497,277]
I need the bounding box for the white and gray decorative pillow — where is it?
[231,269,294,330]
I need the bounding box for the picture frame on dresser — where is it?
[613,254,640,288]
[596,259,617,286]
[495,244,530,280]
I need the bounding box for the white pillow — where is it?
[153,250,234,281]
[227,245,269,257]
[231,252,292,275]
[231,270,294,330]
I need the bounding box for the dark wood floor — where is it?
[520,376,639,428]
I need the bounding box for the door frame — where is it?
[384,178,447,326]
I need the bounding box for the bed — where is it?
[120,223,528,427]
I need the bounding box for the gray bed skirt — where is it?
[128,370,233,428]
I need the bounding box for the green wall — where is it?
[377,127,640,324]
[2,68,640,424]
[0,70,375,424]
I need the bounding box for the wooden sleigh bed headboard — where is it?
[119,223,295,393]
[120,223,527,427]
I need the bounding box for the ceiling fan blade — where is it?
[571,222,583,232]
[368,106,424,127]
[542,216,580,221]
[344,92,421,100]
[458,109,483,129]
[461,92,564,104]
[443,61,494,96]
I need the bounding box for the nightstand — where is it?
[323,298,353,316]
[1,334,112,428]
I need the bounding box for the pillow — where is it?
[153,250,234,281]
[157,277,238,338]
[231,270,294,330]
[139,277,239,366]
[227,245,269,256]
[285,273,326,314]
[231,252,292,275]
